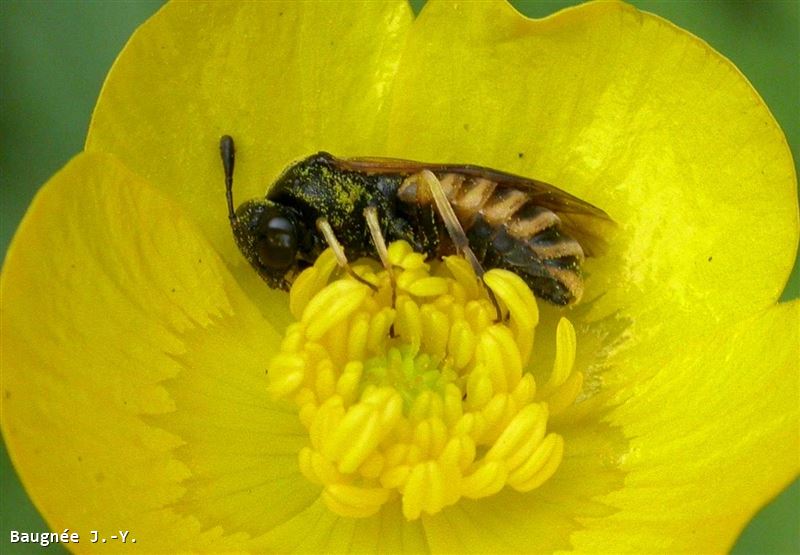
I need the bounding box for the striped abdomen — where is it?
[397,172,585,305]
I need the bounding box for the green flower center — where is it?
[268,241,581,520]
[363,347,451,410]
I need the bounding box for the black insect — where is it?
[220,135,612,305]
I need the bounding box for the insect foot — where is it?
[268,241,583,520]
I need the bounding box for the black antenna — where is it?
[220,135,236,221]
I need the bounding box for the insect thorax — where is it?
[267,153,405,259]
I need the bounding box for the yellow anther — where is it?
[508,433,564,491]
[299,447,341,485]
[294,387,316,409]
[367,307,395,354]
[486,403,547,462]
[303,280,369,340]
[504,405,549,472]
[298,401,317,429]
[335,361,363,404]
[438,437,462,468]
[403,461,448,520]
[405,444,423,466]
[322,483,391,518]
[394,296,422,350]
[384,443,408,467]
[443,384,463,425]
[444,255,480,299]
[547,371,585,417]
[482,393,509,429]
[464,299,492,332]
[310,396,345,451]
[397,268,428,291]
[512,373,537,406]
[548,317,577,389]
[466,370,493,409]
[346,313,369,361]
[409,390,434,422]
[360,451,385,479]
[406,276,450,297]
[484,269,539,361]
[289,249,338,319]
[483,268,539,330]
[387,240,412,261]
[413,420,433,458]
[388,240,429,270]
[461,460,507,499]
[420,304,449,357]
[280,322,305,352]
[267,352,305,398]
[447,319,476,370]
[328,407,381,473]
[477,325,523,392]
[454,413,476,436]
[381,464,410,490]
[458,435,477,470]
[268,242,581,520]
[314,359,336,400]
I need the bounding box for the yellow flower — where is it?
[2,1,797,553]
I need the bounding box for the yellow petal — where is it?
[1,152,322,551]
[573,301,799,553]
[388,1,799,552]
[86,1,413,301]
[248,498,428,553]
[387,0,798,326]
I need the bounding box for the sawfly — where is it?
[220,135,612,306]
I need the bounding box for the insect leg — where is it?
[417,169,503,321]
[219,135,236,222]
[363,207,394,278]
[364,206,397,308]
[316,217,378,292]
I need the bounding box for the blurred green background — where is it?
[1,1,797,553]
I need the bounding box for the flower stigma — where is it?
[268,241,582,520]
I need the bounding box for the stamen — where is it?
[268,241,582,520]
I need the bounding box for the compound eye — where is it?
[256,215,297,269]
